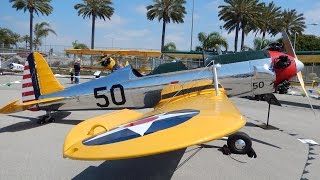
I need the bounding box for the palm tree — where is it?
[0,28,20,48]
[218,0,263,51]
[257,2,282,39]
[74,0,114,50]
[280,9,306,36]
[72,40,88,49]
[198,32,228,51]
[33,22,56,50]
[10,0,53,51]
[20,35,30,49]
[163,42,176,51]
[11,33,21,48]
[146,0,186,52]
[253,37,274,50]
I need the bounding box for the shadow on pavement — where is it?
[0,120,41,133]
[72,148,187,180]
[245,122,259,127]
[279,100,320,109]
[0,112,81,133]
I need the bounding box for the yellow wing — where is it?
[63,83,245,160]
[0,97,64,114]
[64,49,161,57]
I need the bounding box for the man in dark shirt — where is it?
[74,60,81,84]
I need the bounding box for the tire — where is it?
[37,119,45,124]
[48,118,55,122]
[227,132,252,154]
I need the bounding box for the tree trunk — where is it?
[91,15,96,49]
[29,10,33,51]
[161,20,166,52]
[260,31,266,49]
[240,24,245,51]
[90,15,96,67]
[234,22,240,52]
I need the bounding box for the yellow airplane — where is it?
[65,48,161,73]
[0,53,24,75]
[62,32,310,161]
[0,32,312,160]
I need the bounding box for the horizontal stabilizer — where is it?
[0,97,64,114]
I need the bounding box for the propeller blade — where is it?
[282,31,297,59]
[297,71,319,120]
[282,31,318,120]
[94,54,115,65]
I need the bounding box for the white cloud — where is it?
[300,5,320,36]
[135,5,147,15]
[206,0,223,12]
[304,8,320,24]
[166,32,189,50]
[94,14,126,28]
[0,16,14,21]
[193,13,200,21]
[0,16,29,34]
[104,29,151,40]
[95,29,156,49]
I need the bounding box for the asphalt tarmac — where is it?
[0,74,319,180]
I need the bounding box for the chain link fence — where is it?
[292,65,320,83]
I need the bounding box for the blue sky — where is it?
[1,0,320,52]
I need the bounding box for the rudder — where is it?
[22,52,64,103]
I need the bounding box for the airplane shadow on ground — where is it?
[0,119,41,133]
[279,100,320,109]
[73,137,279,180]
[72,148,188,180]
[0,112,81,133]
[245,122,259,127]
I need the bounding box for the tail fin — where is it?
[22,52,64,104]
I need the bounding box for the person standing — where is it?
[69,68,74,84]
[74,59,81,84]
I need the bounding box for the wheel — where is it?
[37,118,45,124]
[37,115,50,124]
[48,117,55,122]
[227,132,252,154]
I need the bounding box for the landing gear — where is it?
[37,112,55,124]
[222,132,257,158]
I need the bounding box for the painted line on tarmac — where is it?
[298,138,318,145]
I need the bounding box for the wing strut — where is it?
[212,62,221,96]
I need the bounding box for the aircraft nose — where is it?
[295,59,304,73]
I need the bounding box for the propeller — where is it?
[94,54,114,66]
[282,31,318,119]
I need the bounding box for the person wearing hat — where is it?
[69,68,74,84]
[74,58,81,84]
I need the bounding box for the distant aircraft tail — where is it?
[22,52,64,110]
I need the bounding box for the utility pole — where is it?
[190,0,195,51]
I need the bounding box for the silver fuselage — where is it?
[40,57,275,111]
